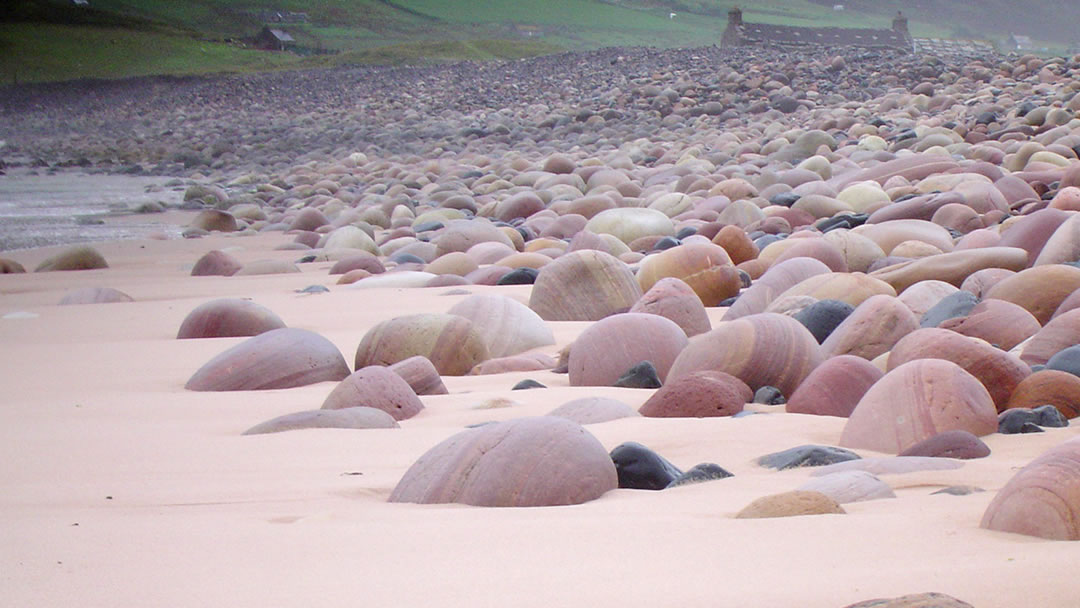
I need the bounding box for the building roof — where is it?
[267,29,294,43]
[735,22,911,49]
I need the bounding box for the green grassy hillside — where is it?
[1,0,1076,84]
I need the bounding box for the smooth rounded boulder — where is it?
[447,294,555,358]
[35,245,108,272]
[840,359,997,454]
[177,298,286,339]
[529,249,642,321]
[568,313,688,386]
[981,437,1080,540]
[321,365,424,420]
[388,416,618,507]
[354,313,490,376]
[638,370,751,418]
[667,313,823,396]
[185,328,351,391]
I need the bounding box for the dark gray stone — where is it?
[753,385,785,405]
[999,405,1068,434]
[511,379,546,390]
[610,441,683,490]
[613,360,662,389]
[757,445,861,470]
[793,299,854,344]
[1045,344,1080,377]
[920,291,979,328]
[495,267,539,285]
[665,463,734,488]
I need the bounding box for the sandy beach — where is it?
[0,224,1077,608]
[5,43,1080,608]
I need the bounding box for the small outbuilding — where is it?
[256,27,295,51]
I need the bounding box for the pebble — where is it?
[757,445,861,470]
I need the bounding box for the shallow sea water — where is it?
[0,172,187,252]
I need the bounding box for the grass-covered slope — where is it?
[1,0,1077,84]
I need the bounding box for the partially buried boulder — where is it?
[388,416,617,507]
[190,250,242,276]
[548,397,641,425]
[447,293,555,358]
[981,436,1080,540]
[667,312,822,396]
[321,365,424,421]
[35,245,108,272]
[609,441,683,490]
[568,313,687,386]
[242,407,398,435]
[840,359,998,454]
[58,287,133,305]
[185,328,350,391]
[0,258,26,273]
[177,298,286,339]
[735,490,846,518]
[354,313,490,376]
[638,370,750,418]
[189,209,238,232]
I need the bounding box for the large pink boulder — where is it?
[388,416,618,507]
[321,365,424,420]
[668,313,823,397]
[981,437,1080,540]
[840,359,997,454]
[185,328,350,391]
[568,313,688,386]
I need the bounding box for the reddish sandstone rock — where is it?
[529,249,642,321]
[786,355,884,418]
[981,437,1080,540]
[448,294,555,358]
[177,298,286,339]
[388,416,618,507]
[355,313,490,376]
[190,250,242,277]
[321,365,424,420]
[820,294,918,360]
[635,242,737,306]
[668,312,822,396]
[568,313,688,386]
[898,430,990,459]
[938,299,1041,351]
[630,277,711,337]
[185,328,350,391]
[638,370,751,418]
[243,407,399,435]
[722,257,832,320]
[1004,370,1080,419]
[985,264,1080,324]
[887,328,1030,411]
[388,356,447,396]
[840,359,998,454]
